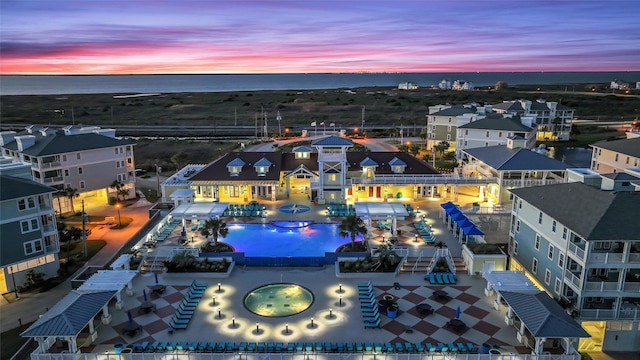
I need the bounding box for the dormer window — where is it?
[360,157,378,178]
[254,157,272,177]
[388,157,407,174]
[226,158,246,176]
[293,145,313,159]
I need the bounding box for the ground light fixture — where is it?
[218,307,221,319]
[232,317,236,328]
[415,234,418,242]
[285,323,289,334]
[329,308,333,318]
[217,283,222,292]
[339,295,343,306]
[310,317,314,328]
[338,283,343,293]
[212,296,216,306]
[256,322,260,334]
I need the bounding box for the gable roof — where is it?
[463,145,567,171]
[21,291,116,337]
[500,291,589,338]
[292,145,313,153]
[190,152,283,181]
[360,157,378,167]
[590,137,640,158]
[388,157,406,166]
[3,133,133,157]
[311,136,353,146]
[226,157,246,167]
[510,182,640,240]
[458,116,533,132]
[347,152,438,174]
[430,106,476,116]
[0,175,57,201]
[253,157,272,167]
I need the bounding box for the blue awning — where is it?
[458,219,474,228]
[451,212,467,223]
[446,207,462,217]
[462,224,484,236]
[440,202,456,210]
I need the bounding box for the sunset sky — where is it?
[1,0,639,74]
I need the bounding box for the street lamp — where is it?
[116,204,122,227]
[10,265,19,299]
[415,234,419,243]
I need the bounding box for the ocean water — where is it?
[2,72,638,95]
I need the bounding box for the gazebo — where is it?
[354,202,409,237]
[483,270,539,309]
[170,202,230,230]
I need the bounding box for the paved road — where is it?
[246,136,409,152]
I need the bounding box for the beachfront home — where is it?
[459,139,567,204]
[455,114,537,158]
[183,136,450,204]
[589,135,640,174]
[0,126,136,212]
[508,174,640,352]
[424,104,480,150]
[492,99,574,141]
[0,159,60,295]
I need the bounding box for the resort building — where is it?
[508,175,640,352]
[589,135,640,174]
[183,136,452,204]
[459,139,567,204]
[455,114,537,158]
[424,104,480,150]
[492,100,574,141]
[0,125,136,212]
[0,159,60,294]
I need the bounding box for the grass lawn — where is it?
[1,322,36,359]
[137,186,160,202]
[60,239,107,263]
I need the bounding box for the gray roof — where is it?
[3,133,133,157]
[492,102,523,112]
[388,157,406,166]
[601,172,638,180]
[253,157,272,167]
[226,157,246,167]
[500,291,590,338]
[21,291,116,337]
[430,106,476,116]
[0,175,57,201]
[510,182,640,240]
[459,116,533,132]
[591,137,640,158]
[360,157,378,167]
[311,136,353,147]
[463,145,567,171]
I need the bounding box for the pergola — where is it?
[483,270,539,308]
[170,202,230,220]
[441,202,485,244]
[354,202,408,237]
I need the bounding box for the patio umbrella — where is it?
[127,310,133,323]
[181,225,187,237]
[154,273,159,284]
[455,305,461,319]
[143,289,147,302]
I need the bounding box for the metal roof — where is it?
[500,291,590,338]
[463,145,567,171]
[3,133,133,157]
[226,157,246,167]
[311,136,354,146]
[21,291,116,337]
[458,116,533,132]
[430,106,476,116]
[0,175,57,201]
[292,145,313,153]
[591,137,640,158]
[254,157,273,167]
[360,157,378,167]
[354,202,408,219]
[388,157,406,166]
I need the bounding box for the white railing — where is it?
[43,176,63,184]
[350,175,497,185]
[567,243,585,262]
[623,282,640,292]
[28,351,582,360]
[588,252,624,264]
[563,270,581,289]
[502,179,564,187]
[628,253,640,262]
[35,161,62,170]
[580,308,640,321]
[584,281,619,291]
[412,251,423,274]
[41,223,56,233]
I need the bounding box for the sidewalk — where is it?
[0,199,153,332]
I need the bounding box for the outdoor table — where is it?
[416,303,433,315]
[150,284,166,295]
[433,290,450,301]
[123,322,141,336]
[447,318,467,332]
[138,302,156,314]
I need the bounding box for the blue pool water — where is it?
[223,222,361,257]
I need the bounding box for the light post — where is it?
[338,283,343,293]
[285,323,289,334]
[339,295,343,306]
[329,308,333,318]
[217,283,222,293]
[10,265,19,299]
[116,204,122,227]
[310,317,314,328]
[218,307,222,319]
[232,317,236,328]
[415,234,418,243]
[212,296,216,306]
[256,322,260,334]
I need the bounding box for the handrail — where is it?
[412,251,423,275]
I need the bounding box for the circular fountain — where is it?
[244,283,314,317]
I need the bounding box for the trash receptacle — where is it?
[396,230,401,235]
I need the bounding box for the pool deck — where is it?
[86,196,533,355]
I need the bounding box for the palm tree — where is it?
[65,186,79,214]
[373,243,401,271]
[338,215,368,246]
[110,180,129,201]
[54,186,66,216]
[200,217,229,246]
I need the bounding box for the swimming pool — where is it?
[222,222,362,257]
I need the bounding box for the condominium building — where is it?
[0,125,136,212]
[424,105,480,150]
[508,174,640,352]
[590,135,640,174]
[0,160,60,294]
[456,114,537,158]
[492,100,574,141]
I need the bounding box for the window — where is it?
[544,269,551,285]
[24,239,43,255]
[80,181,85,189]
[558,253,565,269]
[64,169,69,176]
[76,153,81,160]
[511,238,518,255]
[62,154,67,161]
[562,227,567,239]
[552,220,557,232]
[626,157,630,164]
[498,131,503,138]
[18,197,36,211]
[78,167,83,175]
[329,174,337,181]
[115,148,119,155]
[548,244,554,260]
[447,126,452,132]
[486,131,490,137]
[532,258,538,274]
[516,220,520,232]
[465,130,468,135]
[519,200,522,209]
[513,200,518,211]
[615,154,619,162]
[20,218,39,233]
[535,235,541,250]
[554,278,561,294]
[538,211,543,224]
[448,118,452,123]
[464,141,467,146]
[446,134,451,141]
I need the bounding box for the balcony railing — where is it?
[350,174,497,185]
[41,223,56,234]
[589,252,624,264]
[35,161,62,170]
[43,176,63,184]
[629,253,640,262]
[580,308,640,321]
[584,281,619,292]
[502,179,565,187]
[623,282,640,292]
[567,242,585,262]
[564,270,582,289]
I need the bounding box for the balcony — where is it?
[588,252,625,264]
[567,242,585,262]
[584,281,619,292]
[502,179,565,187]
[623,282,640,292]
[43,176,64,185]
[350,174,497,185]
[580,308,640,321]
[564,270,582,289]
[41,223,56,234]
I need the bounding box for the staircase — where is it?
[400,256,430,274]
[140,255,168,274]
[452,257,467,274]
